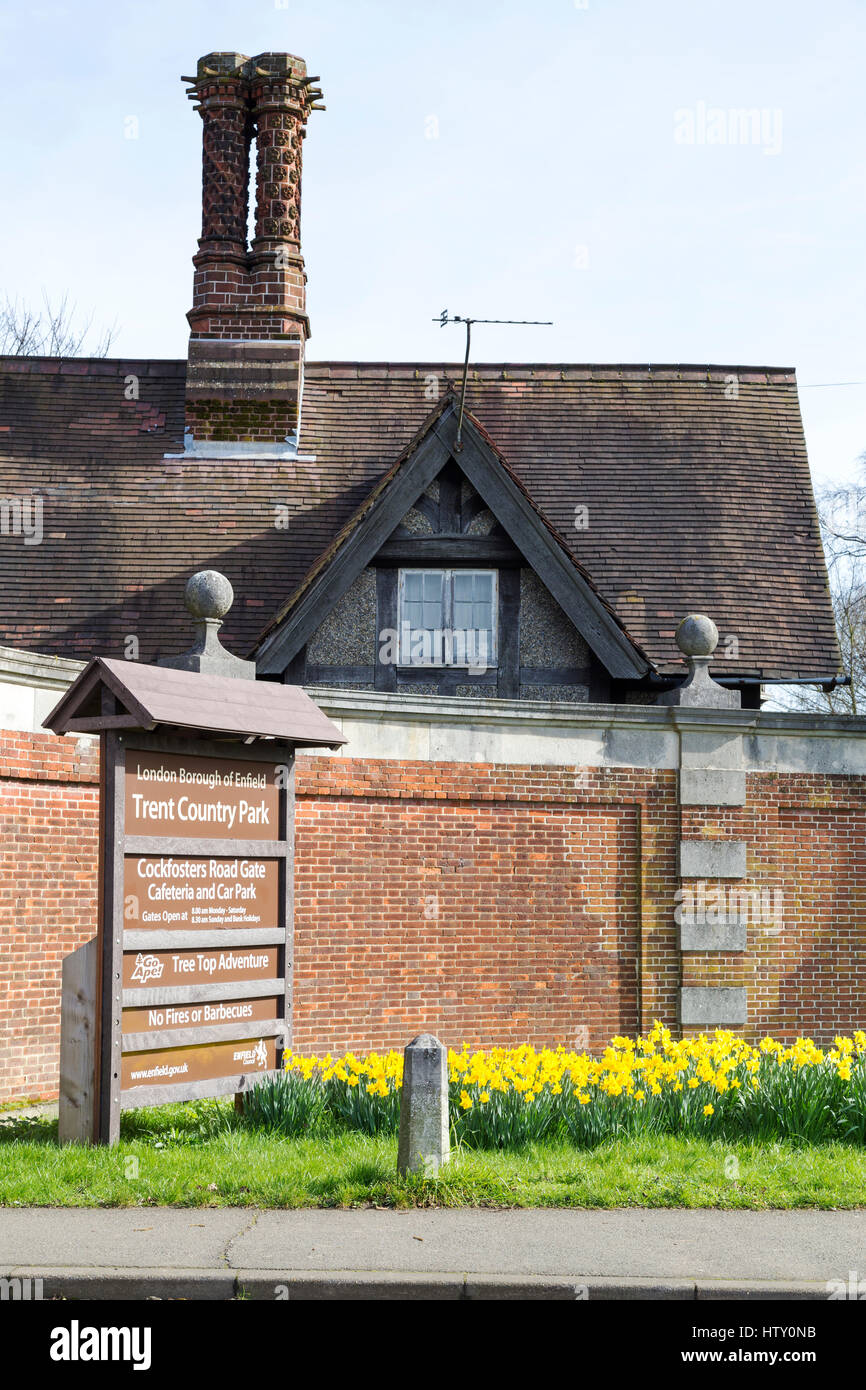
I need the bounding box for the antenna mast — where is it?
[434,311,553,448]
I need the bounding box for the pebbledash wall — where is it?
[2,661,866,1101]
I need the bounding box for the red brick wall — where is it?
[292,760,671,1054]
[2,733,866,1103]
[680,774,866,1043]
[0,733,99,1102]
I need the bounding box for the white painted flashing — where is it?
[164,448,317,463]
[165,432,301,462]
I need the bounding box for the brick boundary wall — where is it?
[680,776,866,1042]
[2,732,866,1102]
[0,732,100,1103]
[291,760,679,1054]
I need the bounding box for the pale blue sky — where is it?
[1,0,863,485]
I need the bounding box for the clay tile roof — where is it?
[0,355,841,682]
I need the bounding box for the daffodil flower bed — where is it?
[238,1023,866,1149]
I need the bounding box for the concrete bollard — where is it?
[397,1033,450,1177]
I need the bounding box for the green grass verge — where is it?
[2,1101,866,1209]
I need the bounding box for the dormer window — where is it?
[398,569,497,669]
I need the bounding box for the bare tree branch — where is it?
[0,291,118,357]
[771,480,866,714]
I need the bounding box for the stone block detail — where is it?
[678,914,748,952]
[680,987,748,1026]
[679,769,746,806]
[679,840,747,879]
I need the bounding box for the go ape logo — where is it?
[130,951,164,984]
[0,1276,43,1300]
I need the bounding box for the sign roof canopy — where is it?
[43,655,347,747]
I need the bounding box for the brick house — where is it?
[0,51,863,1103]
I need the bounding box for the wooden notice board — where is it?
[97,733,295,1143]
[47,647,344,1146]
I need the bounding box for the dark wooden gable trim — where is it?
[375,536,522,564]
[44,657,156,733]
[255,422,455,675]
[255,403,649,681]
[449,414,649,680]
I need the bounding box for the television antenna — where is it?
[434,311,553,448]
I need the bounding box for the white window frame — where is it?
[397,568,498,669]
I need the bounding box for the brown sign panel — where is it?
[123,855,280,929]
[122,996,280,1036]
[122,1035,278,1090]
[123,946,279,990]
[125,750,281,841]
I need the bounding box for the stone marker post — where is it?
[58,938,98,1145]
[397,1033,450,1177]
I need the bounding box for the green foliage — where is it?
[3,1115,866,1210]
[321,1075,401,1137]
[255,1045,866,1152]
[240,1072,327,1138]
[451,1080,558,1149]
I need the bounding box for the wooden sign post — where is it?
[47,571,345,1145]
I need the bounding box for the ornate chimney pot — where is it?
[178,51,324,459]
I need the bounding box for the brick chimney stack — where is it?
[180,52,324,455]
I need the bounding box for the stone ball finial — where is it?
[676,613,719,658]
[184,570,234,622]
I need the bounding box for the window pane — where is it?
[400,571,445,665]
[404,572,423,602]
[473,596,493,629]
[403,599,423,629]
[473,573,493,599]
[453,599,472,629]
[422,601,442,629]
[423,573,442,601]
[450,571,496,664]
[453,572,473,603]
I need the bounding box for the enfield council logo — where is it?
[130,952,164,984]
[233,1038,269,1069]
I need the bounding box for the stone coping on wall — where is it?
[303,687,866,776]
[0,644,85,690]
[0,647,89,735]
[2,644,865,776]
